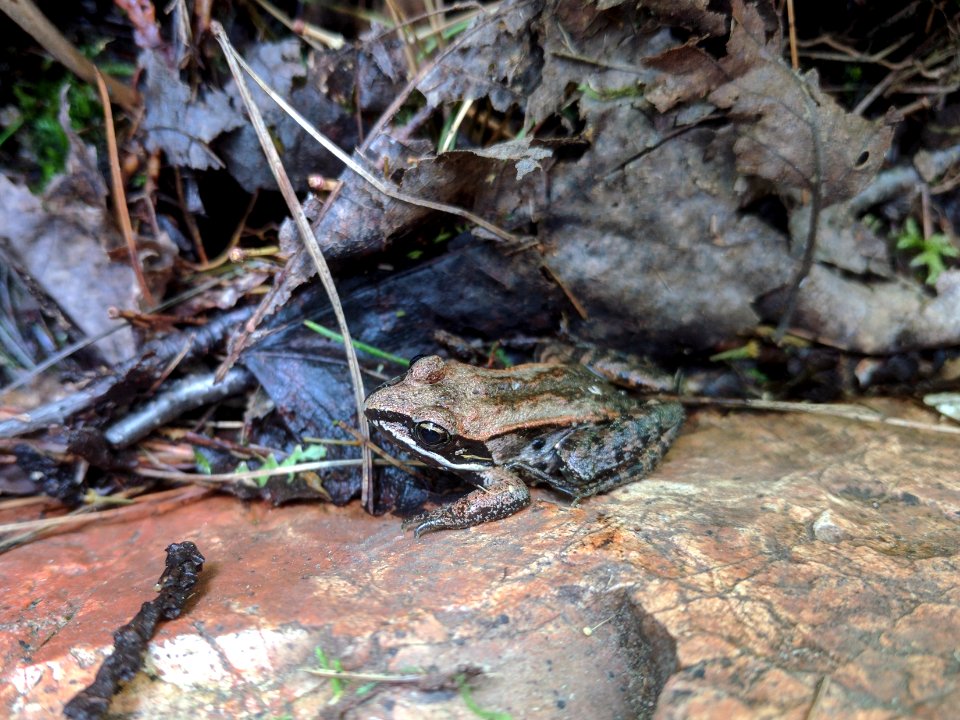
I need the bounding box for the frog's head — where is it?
[364,355,495,471]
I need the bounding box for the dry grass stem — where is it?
[682,396,960,435]
[94,70,155,307]
[212,22,375,509]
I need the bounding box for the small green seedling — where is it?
[895,217,958,285]
[234,444,328,487]
[456,674,512,720]
[315,647,346,703]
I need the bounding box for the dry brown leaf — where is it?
[645,0,779,112]
[416,1,542,112]
[648,0,894,203]
[614,0,726,35]
[141,49,244,170]
[0,180,135,363]
[711,65,893,202]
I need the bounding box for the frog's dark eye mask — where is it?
[366,410,494,471]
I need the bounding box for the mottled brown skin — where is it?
[364,355,684,537]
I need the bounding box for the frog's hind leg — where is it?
[555,401,685,498]
[402,467,530,537]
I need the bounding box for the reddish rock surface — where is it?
[1,404,958,718]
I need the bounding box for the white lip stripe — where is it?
[378,421,489,472]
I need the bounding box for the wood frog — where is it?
[363,353,684,536]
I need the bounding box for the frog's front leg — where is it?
[402,467,530,537]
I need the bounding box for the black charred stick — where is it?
[63,541,205,720]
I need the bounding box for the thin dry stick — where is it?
[797,34,914,71]
[0,0,138,109]
[371,1,489,43]
[541,262,589,319]
[226,50,522,244]
[680,396,960,436]
[785,0,799,69]
[94,70,156,307]
[189,190,258,271]
[439,99,474,152]
[0,275,232,397]
[805,675,831,720]
[0,485,210,551]
[252,0,345,50]
[337,422,430,482]
[774,186,820,343]
[211,22,375,511]
[423,0,445,49]
[921,185,933,239]
[173,166,209,265]
[305,668,429,683]
[385,0,419,77]
[135,457,415,484]
[853,66,902,116]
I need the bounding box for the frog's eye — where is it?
[415,421,451,448]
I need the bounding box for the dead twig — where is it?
[680,396,960,436]
[0,276,242,399]
[252,0,345,51]
[795,34,914,71]
[805,675,831,720]
[385,0,419,77]
[774,187,821,343]
[135,457,423,485]
[103,367,255,448]
[785,0,798,70]
[541,262,589,320]
[0,485,210,554]
[173,166,209,265]
[337,422,431,483]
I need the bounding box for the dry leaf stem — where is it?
[681,396,960,436]
[93,71,155,308]
[212,22,375,510]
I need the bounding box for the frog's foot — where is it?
[402,468,530,538]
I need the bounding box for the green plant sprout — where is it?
[456,674,512,720]
[0,53,109,189]
[315,647,346,703]
[233,444,328,488]
[895,217,959,285]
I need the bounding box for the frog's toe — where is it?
[401,509,457,537]
[400,512,429,532]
